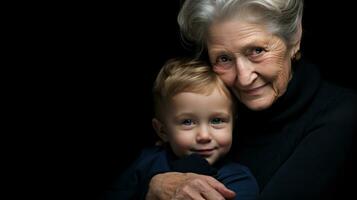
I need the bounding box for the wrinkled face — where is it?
[207,19,295,110]
[163,88,233,165]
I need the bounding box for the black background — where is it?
[36,1,356,199]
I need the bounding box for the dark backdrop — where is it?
[54,1,356,199]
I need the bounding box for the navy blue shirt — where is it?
[104,146,259,200]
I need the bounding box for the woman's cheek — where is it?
[215,70,236,86]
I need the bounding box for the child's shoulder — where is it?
[118,146,170,182]
[217,161,255,180]
[134,146,168,166]
[138,146,165,157]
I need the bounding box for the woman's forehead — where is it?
[207,20,276,48]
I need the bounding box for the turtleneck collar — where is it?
[236,58,322,132]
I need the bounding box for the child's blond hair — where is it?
[153,57,234,120]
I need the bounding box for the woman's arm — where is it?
[146,172,236,200]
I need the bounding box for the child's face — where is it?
[164,88,233,165]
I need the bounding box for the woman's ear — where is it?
[152,118,169,142]
[291,22,302,59]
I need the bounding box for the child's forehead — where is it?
[175,82,221,96]
[170,86,231,103]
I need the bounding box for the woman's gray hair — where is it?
[178,0,304,56]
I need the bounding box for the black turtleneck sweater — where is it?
[233,59,357,200]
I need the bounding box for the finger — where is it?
[203,175,236,199]
[174,185,205,200]
[184,175,226,200]
[201,188,226,200]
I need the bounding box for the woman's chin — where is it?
[241,96,274,111]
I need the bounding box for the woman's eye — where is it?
[217,55,231,63]
[251,47,265,56]
[212,54,234,70]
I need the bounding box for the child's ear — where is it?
[152,118,168,142]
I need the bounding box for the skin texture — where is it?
[146,172,236,200]
[152,88,233,165]
[147,19,300,200]
[208,19,295,111]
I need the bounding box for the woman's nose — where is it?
[235,58,257,86]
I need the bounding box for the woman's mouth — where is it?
[242,84,267,95]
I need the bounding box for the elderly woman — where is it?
[146,0,357,199]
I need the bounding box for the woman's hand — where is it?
[146,172,236,200]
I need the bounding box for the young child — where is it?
[104,58,259,200]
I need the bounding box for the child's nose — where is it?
[196,126,211,143]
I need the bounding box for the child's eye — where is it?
[181,119,193,126]
[211,118,223,124]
